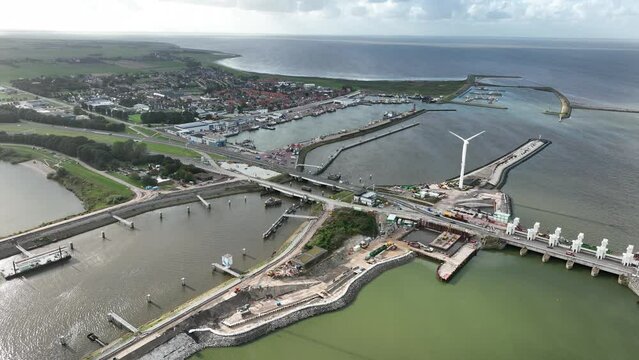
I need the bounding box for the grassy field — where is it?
[0,38,234,82]
[0,144,134,210]
[128,114,142,124]
[59,161,133,210]
[0,121,199,157]
[211,61,468,96]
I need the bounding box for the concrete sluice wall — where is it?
[0,181,259,259]
[137,252,416,360]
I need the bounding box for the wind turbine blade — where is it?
[466,130,485,141]
[448,131,465,141]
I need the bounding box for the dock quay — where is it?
[196,195,211,209]
[314,122,420,175]
[1,246,71,279]
[108,312,139,333]
[447,138,551,189]
[296,109,427,172]
[263,205,300,239]
[111,214,134,229]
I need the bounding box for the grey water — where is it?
[0,162,84,237]
[0,193,305,360]
[166,35,639,107]
[230,103,413,151]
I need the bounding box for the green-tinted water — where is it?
[191,250,638,360]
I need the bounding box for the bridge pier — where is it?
[591,267,600,277]
[519,247,528,256]
[542,253,551,263]
[565,260,574,270]
[618,274,629,285]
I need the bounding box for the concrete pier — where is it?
[212,263,242,278]
[111,214,134,229]
[519,247,528,256]
[446,138,550,189]
[542,253,551,263]
[196,195,211,210]
[566,260,575,269]
[108,312,138,333]
[15,244,33,257]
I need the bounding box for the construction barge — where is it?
[1,246,71,279]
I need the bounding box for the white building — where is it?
[132,104,150,113]
[174,120,212,133]
[353,191,378,207]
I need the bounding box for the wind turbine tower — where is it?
[449,130,485,190]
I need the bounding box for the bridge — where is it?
[503,229,635,277]
[196,195,211,209]
[282,214,318,220]
[294,164,323,169]
[389,197,638,280]
[107,312,138,333]
[111,214,134,229]
[15,244,33,257]
[212,263,242,278]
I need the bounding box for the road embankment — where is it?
[0,181,259,259]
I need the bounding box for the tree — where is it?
[141,175,157,187]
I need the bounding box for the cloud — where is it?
[161,0,639,23]
[164,0,332,12]
[1,0,638,38]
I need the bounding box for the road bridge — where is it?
[282,214,318,220]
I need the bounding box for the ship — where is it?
[327,173,341,181]
[248,125,260,131]
[262,125,276,130]
[1,246,72,280]
[264,197,282,207]
[224,129,240,137]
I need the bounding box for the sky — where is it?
[1,0,638,39]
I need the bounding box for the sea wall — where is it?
[137,252,416,360]
[296,109,426,171]
[0,181,259,259]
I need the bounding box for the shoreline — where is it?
[136,252,416,360]
[18,159,56,177]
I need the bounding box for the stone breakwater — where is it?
[138,252,416,360]
[0,181,259,259]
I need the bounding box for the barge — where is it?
[1,246,71,279]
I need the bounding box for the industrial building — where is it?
[353,191,378,207]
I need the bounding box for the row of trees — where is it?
[0,131,205,182]
[0,105,125,132]
[140,111,197,124]
[0,109,20,123]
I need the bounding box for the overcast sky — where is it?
[2,0,638,39]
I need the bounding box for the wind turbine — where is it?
[449,130,485,190]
